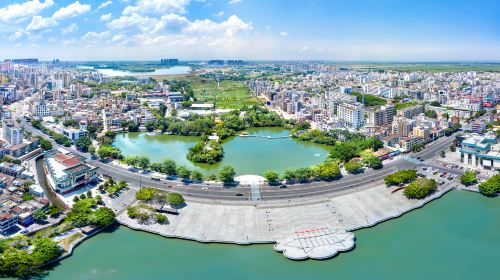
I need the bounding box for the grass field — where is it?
[153,75,258,109]
[192,80,257,109]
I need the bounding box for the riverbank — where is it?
[116,181,455,260]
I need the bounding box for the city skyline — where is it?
[0,0,499,61]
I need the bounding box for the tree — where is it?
[478,174,500,196]
[167,193,185,206]
[460,171,478,186]
[95,195,104,205]
[329,142,359,162]
[430,101,441,107]
[36,136,53,151]
[97,145,122,160]
[384,170,417,186]
[75,136,92,152]
[218,165,236,184]
[450,145,456,152]
[47,204,63,217]
[316,160,341,181]
[91,207,116,227]
[176,166,191,180]
[0,247,37,277]
[31,237,61,266]
[162,159,177,176]
[264,170,280,185]
[156,213,168,224]
[190,170,204,182]
[403,178,437,199]
[440,150,446,158]
[88,145,96,156]
[145,120,156,132]
[138,156,150,170]
[135,187,156,201]
[363,155,383,169]
[86,190,93,198]
[33,209,47,223]
[345,159,363,173]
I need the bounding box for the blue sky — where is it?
[0,0,499,61]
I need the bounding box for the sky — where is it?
[0,0,499,61]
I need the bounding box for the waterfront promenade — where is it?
[116,182,454,260]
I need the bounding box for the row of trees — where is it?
[135,187,186,207]
[32,120,71,146]
[265,159,342,184]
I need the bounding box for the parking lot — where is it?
[418,166,458,186]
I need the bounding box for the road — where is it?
[14,98,462,202]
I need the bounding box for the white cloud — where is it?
[228,0,243,4]
[7,31,24,42]
[186,15,252,37]
[122,0,191,15]
[81,31,111,46]
[100,13,113,22]
[0,0,54,23]
[53,1,91,20]
[61,23,79,34]
[61,38,77,46]
[214,11,224,17]
[26,16,58,31]
[279,31,288,36]
[107,13,158,32]
[98,1,113,9]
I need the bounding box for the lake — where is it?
[113,127,331,175]
[33,191,499,280]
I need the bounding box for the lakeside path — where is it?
[116,182,455,260]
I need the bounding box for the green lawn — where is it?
[154,75,257,109]
[192,80,258,109]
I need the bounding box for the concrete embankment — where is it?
[116,183,455,260]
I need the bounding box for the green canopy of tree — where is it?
[460,171,478,186]
[187,140,224,164]
[218,165,236,184]
[90,207,116,227]
[136,188,157,201]
[478,174,500,196]
[384,170,417,186]
[167,193,185,206]
[403,178,437,199]
[264,170,280,185]
[345,159,363,173]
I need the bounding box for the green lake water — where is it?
[34,191,499,280]
[113,127,330,175]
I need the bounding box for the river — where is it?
[29,191,498,280]
[113,127,331,175]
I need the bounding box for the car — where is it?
[235,193,243,197]
[202,187,208,190]
[279,184,287,189]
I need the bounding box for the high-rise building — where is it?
[1,120,24,145]
[337,102,364,129]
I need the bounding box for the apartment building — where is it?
[337,102,364,129]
